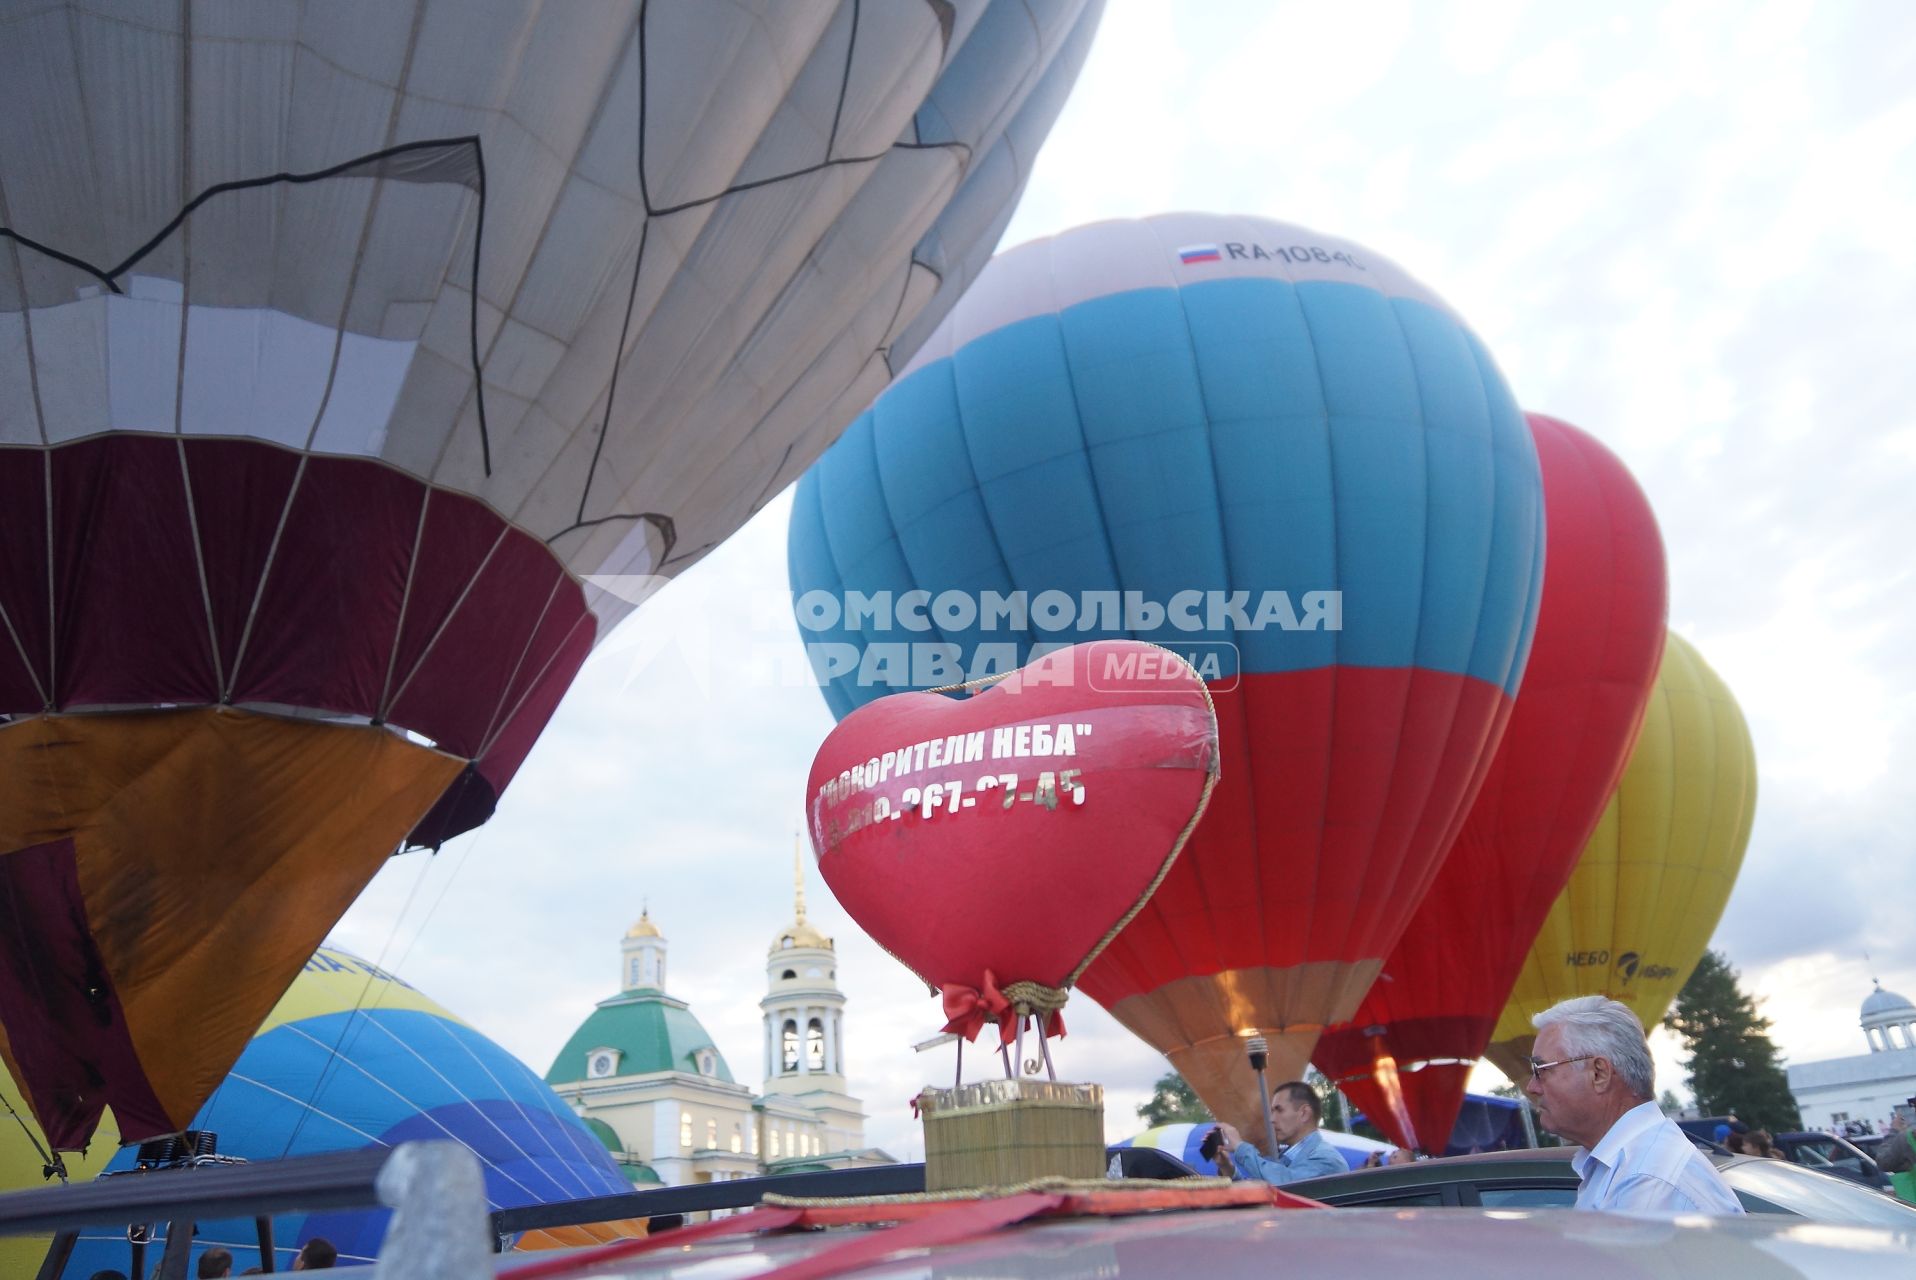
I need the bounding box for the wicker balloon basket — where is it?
[916,1079,1105,1192]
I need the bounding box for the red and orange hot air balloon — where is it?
[1311,413,1667,1152]
[788,214,1547,1138]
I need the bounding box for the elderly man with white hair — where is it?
[1524,995,1744,1214]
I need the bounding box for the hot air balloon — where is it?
[787,213,1545,1139]
[57,946,633,1275]
[1483,632,1758,1084]
[1312,413,1667,1152]
[0,0,1103,1149]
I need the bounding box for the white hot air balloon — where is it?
[0,0,1102,1152]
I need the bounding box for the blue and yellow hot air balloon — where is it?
[47,947,631,1274]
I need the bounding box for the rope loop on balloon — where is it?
[1002,980,1069,1045]
[1000,981,1069,1015]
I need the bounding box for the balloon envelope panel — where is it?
[1484,632,1758,1083]
[1314,413,1668,1152]
[0,708,462,1149]
[788,213,1545,1137]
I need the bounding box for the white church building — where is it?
[1787,983,1916,1134]
[545,856,893,1190]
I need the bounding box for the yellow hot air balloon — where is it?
[1484,631,1757,1084]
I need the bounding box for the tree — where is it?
[1136,1071,1211,1126]
[1662,949,1801,1132]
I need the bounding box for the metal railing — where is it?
[0,1142,494,1280]
[0,1143,946,1276]
[490,1162,927,1240]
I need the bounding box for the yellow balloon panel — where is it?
[1485,633,1756,1082]
[256,947,460,1038]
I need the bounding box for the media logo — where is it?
[1089,641,1239,692]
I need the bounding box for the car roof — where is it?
[1287,1144,1577,1191]
[1283,1144,1785,1199]
[494,1204,1916,1277]
[1397,1145,1579,1165]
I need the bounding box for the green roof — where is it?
[581,1116,623,1153]
[546,990,735,1084]
[574,1114,660,1183]
[620,1161,664,1185]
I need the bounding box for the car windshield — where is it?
[1788,1137,1867,1174]
[1722,1159,1916,1227]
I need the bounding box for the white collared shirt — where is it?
[1572,1100,1745,1214]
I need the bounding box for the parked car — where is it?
[1771,1130,1890,1189]
[1675,1114,1745,1144]
[492,1204,1916,1279]
[1283,1146,1916,1227]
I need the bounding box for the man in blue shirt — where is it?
[1213,1081,1349,1186]
[1526,995,1743,1214]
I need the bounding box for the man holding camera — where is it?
[1210,1081,1349,1186]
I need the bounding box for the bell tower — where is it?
[621,905,666,992]
[760,838,864,1155]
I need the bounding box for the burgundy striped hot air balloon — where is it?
[0,0,1102,1151]
[1312,413,1667,1152]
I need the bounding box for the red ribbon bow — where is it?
[940,970,1011,1043]
[939,971,1068,1045]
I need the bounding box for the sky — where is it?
[332,0,1916,1157]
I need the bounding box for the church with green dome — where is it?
[546,852,891,1192]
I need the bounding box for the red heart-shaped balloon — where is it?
[807,640,1220,1020]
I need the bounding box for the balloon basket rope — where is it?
[915,1080,1104,1192]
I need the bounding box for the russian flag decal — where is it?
[1178,244,1222,264]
